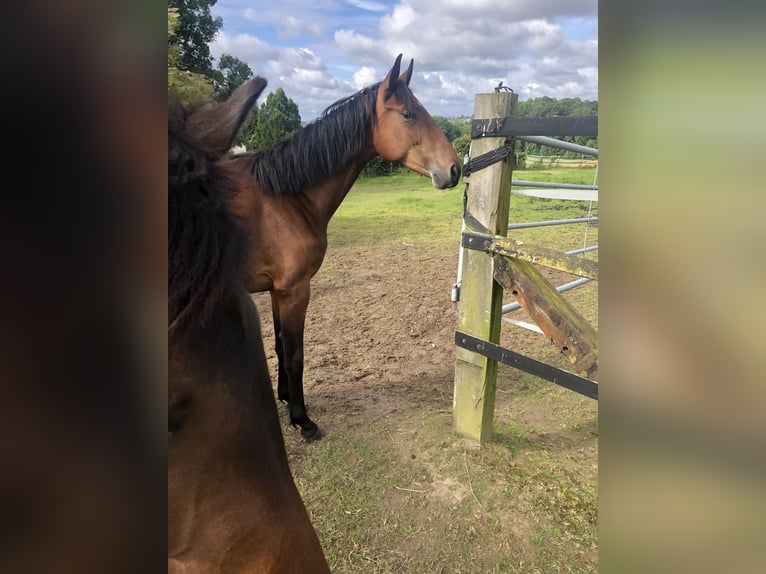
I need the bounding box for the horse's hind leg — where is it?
[273,284,321,440]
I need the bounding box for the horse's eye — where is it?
[401,109,413,121]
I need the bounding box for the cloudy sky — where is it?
[210,0,598,120]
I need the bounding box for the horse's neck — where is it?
[310,145,378,223]
[168,295,292,554]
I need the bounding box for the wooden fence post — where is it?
[453,91,517,443]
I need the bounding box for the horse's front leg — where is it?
[273,284,321,440]
[270,291,289,404]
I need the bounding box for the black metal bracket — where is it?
[471,115,598,139]
[461,231,494,252]
[463,144,513,176]
[455,331,598,400]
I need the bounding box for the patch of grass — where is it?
[330,169,597,256]
[286,397,597,573]
[514,167,598,186]
[329,172,465,247]
[294,431,412,571]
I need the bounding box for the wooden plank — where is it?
[455,332,598,399]
[472,115,598,138]
[492,237,599,280]
[494,256,599,378]
[453,91,517,443]
[462,232,599,280]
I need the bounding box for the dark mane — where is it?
[251,83,382,195]
[168,106,248,339]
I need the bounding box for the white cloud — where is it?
[211,32,279,62]
[373,2,596,113]
[346,0,388,11]
[353,66,378,89]
[334,29,381,60]
[281,16,323,40]
[523,20,564,52]
[407,0,596,21]
[212,0,597,117]
[379,3,418,34]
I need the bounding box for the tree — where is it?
[235,112,258,149]
[432,115,461,142]
[168,8,215,104]
[452,133,472,160]
[249,88,301,150]
[168,0,223,77]
[215,54,253,100]
[361,156,402,177]
[211,54,258,146]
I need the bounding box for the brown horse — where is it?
[222,54,461,439]
[169,78,330,573]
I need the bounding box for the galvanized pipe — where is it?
[517,135,598,157]
[501,277,593,314]
[566,245,599,256]
[508,216,598,230]
[512,179,597,190]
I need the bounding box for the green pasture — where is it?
[329,168,598,251]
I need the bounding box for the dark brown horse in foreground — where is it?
[222,54,461,439]
[169,78,330,573]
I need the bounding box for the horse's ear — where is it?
[186,76,267,156]
[387,54,403,83]
[399,58,414,87]
[382,54,404,102]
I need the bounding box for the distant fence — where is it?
[452,92,598,443]
[523,155,598,168]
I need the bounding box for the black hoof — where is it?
[300,423,324,442]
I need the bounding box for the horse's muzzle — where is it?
[432,162,461,189]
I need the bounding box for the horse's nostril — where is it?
[450,163,460,183]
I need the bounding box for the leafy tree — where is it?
[168,8,215,104]
[168,8,181,69]
[452,133,472,160]
[249,88,301,150]
[210,54,258,146]
[432,115,461,142]
[236,112,258,149]
[361,156,403,177]
[215,54,253,99]
[168,0,223,77]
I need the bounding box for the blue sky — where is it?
[210,0,598,120]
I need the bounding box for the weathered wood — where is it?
[453,92,517,443]
[462,232,599,280]
[471,115,598,138]
[494,256,598,377]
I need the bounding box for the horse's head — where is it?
[169,76,267,340]
[373,54,460,189]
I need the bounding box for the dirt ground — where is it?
[252,238,598,573]
[254,242,459,419]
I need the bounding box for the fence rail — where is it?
[471,115,598,138]
[517,135,598,157]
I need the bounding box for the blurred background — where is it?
[600,2,766,572]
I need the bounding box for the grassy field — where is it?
[276,166,599,573]
[330,168,598,249]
